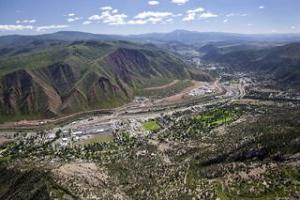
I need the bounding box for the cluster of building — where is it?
[115,119,144,137]
[46,120,115,147]
[188,87,214,96]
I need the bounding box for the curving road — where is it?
[0,77,242,131]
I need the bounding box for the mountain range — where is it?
[201,42,300,89]
[1,30,300,121]
[2,30,300,47]
[0,37,211,122]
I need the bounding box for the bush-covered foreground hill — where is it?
[0,103,299,199]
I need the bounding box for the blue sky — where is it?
[0,0,299,35]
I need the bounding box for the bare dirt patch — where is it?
[51,162,127,199]
[155,81,205,104]
[53,162,109,186]
[145,80,179,90]
[0,136,11,145]
[148,139,173,152]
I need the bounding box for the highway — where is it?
[0,76,244,132]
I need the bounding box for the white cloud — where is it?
[247,23,253,26]
[129,11,179,25]
[223,19,228,23]
[183,7,217,21]
[90,7,180,26]
[0,25,34,31]
[83,21,92,25]
[89,8,127,25]
[100,6,113,10]
[65,13,82,22]
[291,26,296,29]
[36,25,69,32]
[182,14,194,21]
[183,7,204,21]
[112,9,118,14]
[199,12,218,18]
[226,13,248,17]
[226,13,235,17]
[89,15,101,20]
[135,11,174,19]
[134,18,161,24]
[16,19,36,24]
[259,5,265,9]
[67,17,82,22]
[188,7,205,13]
[127,19,148,25]
[172,0,189,5]
[148,1,159,5]
[165,18,174,23]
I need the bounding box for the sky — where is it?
[0,0,299,35]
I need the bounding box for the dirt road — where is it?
[144,80,179,90]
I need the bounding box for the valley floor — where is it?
[0,72,300,199]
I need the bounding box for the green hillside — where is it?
[0,40,211,121]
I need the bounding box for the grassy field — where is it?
[195,108,238,127]
[83,134,114,145]
[143,120,161,131]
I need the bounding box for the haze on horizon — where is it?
[0,0,300,36]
